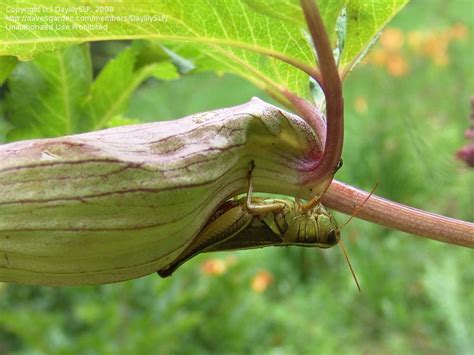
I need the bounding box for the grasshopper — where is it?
[157,163,369,291]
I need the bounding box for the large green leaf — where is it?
[0,0,408,103]
[242,0,346,45]
[5,45,92,140]
[0,0,316,100]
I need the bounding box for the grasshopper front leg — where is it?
[244,162,286,215]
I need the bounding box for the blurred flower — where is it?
[456,145,474,167]
[408,25,469,67]
[367,49,388,66]
[365,23,469,75]
[455,96,474,168]
[364,27,410,77]
[354,96,368,114]
[449,23,468,40]
[422,34,450,67]
[201,258,227,276]
[386,54,409,76]
[251,270,274,293]
[380,28,405,51]
[465,129,474,140]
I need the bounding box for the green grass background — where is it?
[1,1,473,354]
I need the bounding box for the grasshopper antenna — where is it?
[339,182,379,230]
[337,182,379,292]
[339,241,361,292]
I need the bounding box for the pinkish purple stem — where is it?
[322,180,474,248]
[300,0,344,186]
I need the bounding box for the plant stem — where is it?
[300,0,344,186]
[322,180,474,248]
[282,90,326,149]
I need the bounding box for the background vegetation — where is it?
[0,1,472,354]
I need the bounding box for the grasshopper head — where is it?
[325,228,340,247]
[279,202,340,248]
[314,207,340,248]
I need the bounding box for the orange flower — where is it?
[251,270,274,293]
[449,23,468,40]
[201,258,226,276]
[386,54,409,76]
[380,28,405,51]
[365,49,388,66]
[364,27,410,76]
[369,24,468,73]
[422,34,449,66]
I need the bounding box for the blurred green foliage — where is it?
[0,1,473,354]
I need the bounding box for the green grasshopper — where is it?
[158,163,369,291]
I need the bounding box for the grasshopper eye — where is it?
[326,230,340,245]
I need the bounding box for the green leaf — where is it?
[0,56,17,85]
[340,0,409,74]
[0,0,317,100]
[242,0,306,26]
[83,44,178,131]
[319,0,347,44]
[5,44,92,141]
[243,0,346,44]
[147,61,179,80]
[0,0,408,103]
